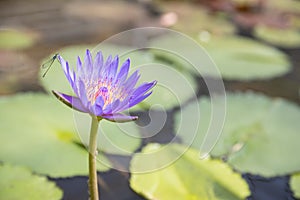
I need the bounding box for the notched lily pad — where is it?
[0,164,62,200]
[175,92,300,177]
[130,143,250,200]
[254,24,300,48]
[291,173,300,199]
[0,93,119,177]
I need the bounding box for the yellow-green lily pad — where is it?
[0,29,36,50]
[150,35,291,80]
[0,164,62,200]
[130,143,250,200]
[254,24,300,48]
[291,173,300,198]
[175,92,300,177]
[0,93,141,177]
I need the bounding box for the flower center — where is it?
[86,78,126,108]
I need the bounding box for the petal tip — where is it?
[102,114,138,123]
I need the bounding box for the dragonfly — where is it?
[41,53,59,78]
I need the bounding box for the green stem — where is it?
[88,116,100,200]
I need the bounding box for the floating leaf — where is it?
[130,143,250,200]
[40,44,197,110]
[0,29,35,50]
[150,35,291,80]
[291,173,300,199]
[0,93,141,177]
[254,24,300,48]
[175,92,300,177]
[159,2,236,36]
[0,164,62,200]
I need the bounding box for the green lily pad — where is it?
[0,164,62,200]
[254,24,300,48]
[0,29,35,50]
[130,143,250,200]
[175,92,300,177]
[150,35,291,80]
[40,44,197,110]
[291,173,300,198]
[0,93,141,177]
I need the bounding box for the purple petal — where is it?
[103,103,112,114]
[113,100,130,113]
[105,55,112,66]
[65,62,75,85]
[77,56,84,77]
[113,91,152,113]
[92,95,104,116]
[110,99,121,113]
[129,92,152,108]
[109,56,119,80]
[84,49,93,76]
[58,56,77,92]
[103,55,112,76]
[92,51,103,79]
[52,91,88,113]
[95,95,104,107]
[104,99,121,114]
[124,71,140,92]
[57,56,73,84]
[116,59,130,83]
[94,51,103,69]
[101,113,138,123]
[78,80,89,107]
[131,81,157,98]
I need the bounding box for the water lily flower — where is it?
[52,49,156,122]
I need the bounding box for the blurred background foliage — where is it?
[0,0,300,199]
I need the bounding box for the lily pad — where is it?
[0,93,141,177]
[291,173,300,199]
[175,92,300,177]
[0,29,35,50]
[150,34,291,80]
[130,143,250,200]
[254,24,300,48]
[0,164,62,200]
[40,44,198,110]
[159,2,236,36]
